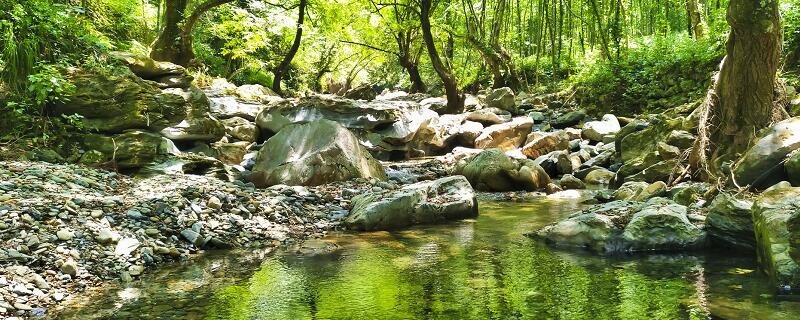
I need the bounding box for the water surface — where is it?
[55,199,800,319]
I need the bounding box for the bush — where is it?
[565,33,725,116]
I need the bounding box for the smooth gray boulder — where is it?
[486,87,516,112]
[346,176,477,231]
[251,119,386,187]
[733,117,800,189]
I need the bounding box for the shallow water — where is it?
[55,199,800,319]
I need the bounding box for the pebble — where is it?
[56,229,74,241]
[60,259,78,277]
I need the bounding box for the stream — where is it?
[53,199,800,319]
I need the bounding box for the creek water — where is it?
[54,199,800,319]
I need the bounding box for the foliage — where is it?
[566,33,726,115]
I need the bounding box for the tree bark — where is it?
[150,0,189,64]
[272,0,307,95]
[150,0,233,66]
[686,0,706,39]
[691,0,785,176]
[420,0,464,113]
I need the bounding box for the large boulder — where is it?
[51,69,186,133]
[551,110,586,129]
[706,192,755,250]
[158,88,225,143]
[486,87,516,112]
[752,187,800,288]
[456,149,551,192]
[250,120,386,187]
[474,116,533,151]
[80,130,179,169]
[346,176,478,231]
[208,96,269,121]
[787,151,800,186]
[582,114,621,142]
[110,51,187,82]
[343,84,377,101]
[733,117,800,189]
[615,115,686,183]
[466,108,512,124]
[534,199,706,253]
[520,130,571,159]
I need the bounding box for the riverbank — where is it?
[0,160,427,318]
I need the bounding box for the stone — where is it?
[110,51,186,79]
[551,110,586,129]
[251,120,386,187]
[128,265,145,277]
[207,196,222,210]
[96,229,119,244]
[52,68,186,133]
[60,259,78,276]
[81,130,177,169]
[706,192,755,250]
[486,87,516,112]
[466,108,512,124]
[474,116,533,151]
[208,96,268,120]
[56,229,74,241]
[582,114,621,142]
[583,168,615,185]
[733,117,800,189]
[670,182,712,206]
[786,150,800,186]
[346,176,478,231]
[622,201,706,251]
[212,141,250,164]
[236,84,276,102]
[521,130,570,159]
[534,200,641,252]
[457,121,484,147]
[457,149,551,192]
[633,181,667,201]
[751,187,800,289]
[559,174,585,190]
[344,84,376,101]
[114,237,141,256]
[657,142,681,160]
[222,117,259,142]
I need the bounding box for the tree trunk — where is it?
[150,0,189,64]
[400,56,427,93]
[272,0,307,95]
[151,0,233,66]
[691,0,785,177]
[420,0,464,114]
[686,0,706,39]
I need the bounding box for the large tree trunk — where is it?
[691,0,785,177]
[399,56,427,93]
[150,0,189,64]
[420,0,463,113]
[686,0,706,39]
[272,0,307,95]
[151,0,233,66]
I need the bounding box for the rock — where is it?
[622,201,706,251]
[474,116,533,151]
[207,196,222,210]
[666,130,695,149]
[785,150,800,186]
[457,121,483,147]
[521,130,570,159]
[60,259,78,276]
[551,110,586,129]
[251,120,386,187]
[486,87,516,112]
[616,116,685,182]
[208,96,268,120]
[181,229,203,246]
[346,176,477,231]
[752,187,800,288]
[56,229,74,241]
[733,117,800,189]
[159,87,225,142]
[457,149,550,192]
[613,181,650,200]
[52,68,186,133]
[534,200,641,252]
[96,229,119,244]
[343,84,376,101]
[114,237,140,256]
[657,142,681,160]
[212,141,250,164]
[81,130,178,169]
[706,192,755,250]
[235,84,276,102]
[632,181,667,201]
[624,159,683,184]
[466,108,512,124]
[583,168,615,185]
[128,265,145,276]
[582,114,621,142]
[559,174,585,190]
[110,51,186,79]
[222,117,259,142]
[670,182,712,206]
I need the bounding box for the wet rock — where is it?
[456,149,551,192]
[583,168,615,185]
[251,120,386,187]
[733,117,800,189]
[752,187,800,288]
[622,201,706,251]
[559,174,585,190]
[346,176,477,231]
[551,110,586,129]
[706,192,755,250]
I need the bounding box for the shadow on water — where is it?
[53,199,800,319]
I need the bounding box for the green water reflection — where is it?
[56,200,800,319]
